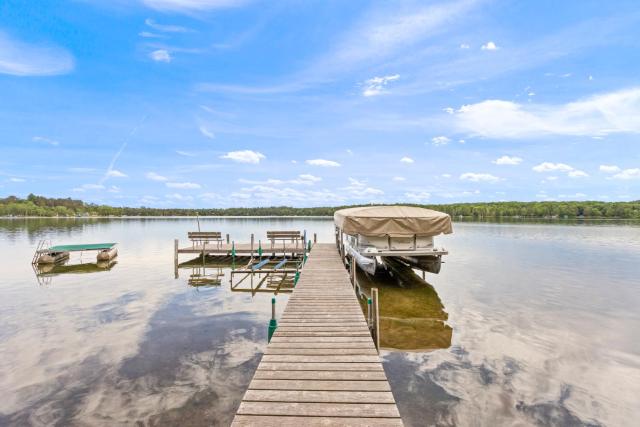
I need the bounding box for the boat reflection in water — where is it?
[34,259,117,286]
[356,258,452,351]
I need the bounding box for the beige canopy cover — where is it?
[334,205,452,237]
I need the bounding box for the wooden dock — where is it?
[232,243,403,426]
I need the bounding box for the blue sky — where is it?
[1,0,639,207]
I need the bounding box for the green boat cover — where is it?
[48,243,117,252]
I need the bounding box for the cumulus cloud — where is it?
[221,150,265,164]
[342,178,384,198]
[612,168,640,180]
[481,41,499,50]
[392,176,406,181]
[454,87,640,138]
[199,125,215,139]
[107,170,128,178]
[362,74,400,97]
[599,165,621,173]
[146,172,168,181]
[532,162,574,173]
[0,32,74,76]
[493,155,522,165]
[459,172,501,183]
[568,170,589,178]
[150,49,171,62]
[306,159,341,167]
[400,156,414,164]
[298,174,322,183]
[166,182,201,189]
[431,136,451,146]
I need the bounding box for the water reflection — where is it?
[356,260,452,351]
[0,218,639,427]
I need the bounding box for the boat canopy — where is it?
[334,206,452,237]
[48,243,117,252]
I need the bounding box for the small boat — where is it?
[33,242,118,265]
[97,247,118,261]
[36,251,70,265]
[334,205,452,275]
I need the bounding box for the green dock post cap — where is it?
[368,298,372,305]
[268,297,277,342]
[294,271,300,286]
[258,243,263,257]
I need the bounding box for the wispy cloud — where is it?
[306,159,341,167]
[221,150,265,164]
[9,177,26,183]
[612,168,640,180]
[362,74,400,97]
[144,18,192,33]
[176,150,196,157]
[166,182,201,189]
[405,191,431,201]
[32,136,60,146]
[455,87,640,138]
[460,172,501,183]
[146,172,168,181]
[431,136,451,146]
[0,31,74,76]
[599,165,620,173]
[199,125,215,139]
[400,156,414,164]
[141,0,249,13]
[150,49,171,62]
[107,169,128,178]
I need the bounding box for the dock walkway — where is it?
[232,244,403,426]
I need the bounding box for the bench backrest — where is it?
[188,232,222,240]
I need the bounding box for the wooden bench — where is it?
[188,232,223,248]
[267,231,302,250]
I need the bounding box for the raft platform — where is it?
[232,243,403,426]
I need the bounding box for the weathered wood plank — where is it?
[243,390,395,403]
[257,362,383,371]
[232,415,403,427]
[253,370,388,381]
[261,355,380,363]
[269,336,372,343]
[265,348,378,355]
[237,402,401,418]
[248,379,391,391]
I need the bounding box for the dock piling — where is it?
[268,297,277,342]
[226,233,230,244]
[313,232,317,244]
[372,287,380,352]
[174,239,179,279]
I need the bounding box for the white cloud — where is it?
[392,176,406,182]
[150,49,171,63]
[568,170,589,178]
[176,150,196,157]
[221,150,265,164]
[32,136,60,146]
[459,43,470,49]
[166,193,193,201]
[166,182,201,189]
[400,156,414,164]
[455,87,640,138]
[532,162,574,173]
[405,191,431,201]
[108,185,120,193]
[68,167,96,173]
[342,178,384,198]
[362,74,400,97]
[107,169,127,178]
[599,165,621,173]
[481,41,499,50]
[298,174,321,183]
[306,159,341,167]
[493,155,523,165]
[431,136,451,146]
[144,18,192,33]
[146,172,168,181]
[142,0,248,12]
[199,125,215,139]
[72,183,105,192]
[107,170,127,178]
[612,168,640,180]
[199,192,220,201]
[0,32,74,76]
[138,31,164,39]
[443,107,455,114]
[9,177,25,183]
[459,172,501,183]
[441,173,452,178]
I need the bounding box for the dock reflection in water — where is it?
[356,260,452,351]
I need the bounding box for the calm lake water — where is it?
[1,218,639,427]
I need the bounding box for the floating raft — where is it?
[232,243,403,426]
[34,242,118,265]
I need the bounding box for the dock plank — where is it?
[232,243,402,426]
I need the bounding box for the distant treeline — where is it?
[1,194,639,219]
